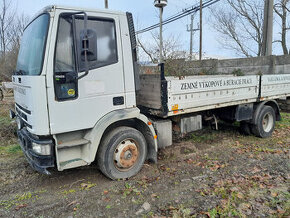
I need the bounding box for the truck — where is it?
[10,5,290,180]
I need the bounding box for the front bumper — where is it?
[17,128,55,175]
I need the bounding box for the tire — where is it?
[251,106,276,138]
[97,127,147,180]
[239,121,251,135]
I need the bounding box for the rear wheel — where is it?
[97,127,147,180]
[251,106,276,138]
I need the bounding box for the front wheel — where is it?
[251,106,276,138]
[97,127,147,180]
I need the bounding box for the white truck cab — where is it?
[11,5,289,180]
[12,6,158,179]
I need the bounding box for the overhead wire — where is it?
[135,0,221,35]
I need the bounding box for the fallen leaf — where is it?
[15,204,27,211]
[104,197,110,202]
[259,184,265,188]
[195,162,202,167]
[81,183,89,188]
[236,192,244,199]
[67,201,77,207]
[220,199,228,208]
[271,192,278,197]
[230,187,239,192]
[251,167,261,174]
[104,190,109,195]
[277,208,286,214]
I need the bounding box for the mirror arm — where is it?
[78,13,89,80]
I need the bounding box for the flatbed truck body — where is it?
[138,72,290,117]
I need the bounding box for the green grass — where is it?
[0,190,47,210]
[276,113,290,128]
[0,144,22,155]
[0,104,17,147]
[190,132,216,143]
[6,144,22,153]
[0,116,11,125]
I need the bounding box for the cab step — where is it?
[59,158,88,170]
[57,139,89,149]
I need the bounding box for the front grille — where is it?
[15,103,32,129]
[16,107,27,121]
[16,103,31,115]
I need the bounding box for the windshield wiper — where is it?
[14,70,26,75]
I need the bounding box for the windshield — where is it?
[16,14,50,76]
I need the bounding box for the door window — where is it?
[54,16,77,101]
[55,17,76,73]
[75,17,118,71]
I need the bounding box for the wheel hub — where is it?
[262,112,274,133]
[114,139,139,170]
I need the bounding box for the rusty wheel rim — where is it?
[114,139,139,171]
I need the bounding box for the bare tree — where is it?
[138,32,188,76]
[211,0,265,57]
[0,0,15,57]
[274,0,290,54]
[9,13,30,49]
[138,32,187,63]
[0,0,29,81]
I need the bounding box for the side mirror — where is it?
[80,29,97,62]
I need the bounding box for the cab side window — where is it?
[75,17,118,71]
[55,17,76,73]
[54,16,77,101]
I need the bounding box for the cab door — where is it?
[46,10,125,134]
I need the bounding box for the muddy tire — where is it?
[251,106,276,138]
[239,121,251,135]
[97,127,147,180]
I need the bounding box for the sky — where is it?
[14,0,288,61]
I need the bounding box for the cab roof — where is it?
[33,5,127,20]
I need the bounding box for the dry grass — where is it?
[0,103,17,146]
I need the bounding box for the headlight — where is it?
[32,142,51,156]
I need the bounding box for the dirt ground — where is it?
[0,103,289,218]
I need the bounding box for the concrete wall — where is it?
[165,55,290,76]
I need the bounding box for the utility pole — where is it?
[187,15,194,60]
[262,0,274,56]
[160,7,164,63]
[105,0,108,9]
[199,0,203,60]
[187,15,200,60]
